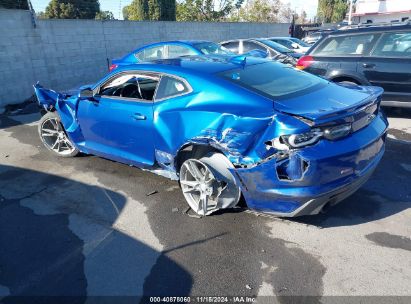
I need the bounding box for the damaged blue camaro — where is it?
[34,56,388,216]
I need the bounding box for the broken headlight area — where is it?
[264,128,323,151]
[281,129,323,148]
[265,123,353,151]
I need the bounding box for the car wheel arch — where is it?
[174,143,229,173]
[330,75,364,85]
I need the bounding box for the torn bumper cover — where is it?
[230,112,388,217]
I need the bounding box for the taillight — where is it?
[296,55,314,70]
[109,64,118,72]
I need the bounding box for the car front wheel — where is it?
[38,112,79,157]
[179,152,241,216]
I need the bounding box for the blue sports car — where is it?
[34,56,388,216]
[110,40,234,71]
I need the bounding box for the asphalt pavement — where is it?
[0,107,410,304]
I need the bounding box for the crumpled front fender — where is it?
[33,83,84,146]
[33,83,60,109]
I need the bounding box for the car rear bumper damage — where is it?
[231,112,388,217]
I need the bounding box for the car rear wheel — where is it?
[38,112,79,157]
[179,152,241,216]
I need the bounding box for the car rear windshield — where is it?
[218,62,328,100]
[258,39,293,53]
[193,42,234,55]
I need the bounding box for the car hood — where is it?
[274,83,383,123]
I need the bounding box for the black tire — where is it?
[38,112,79,157]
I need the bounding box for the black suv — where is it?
[297,22,411,108]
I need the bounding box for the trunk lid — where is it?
[274,84,383,124]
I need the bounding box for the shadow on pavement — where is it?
[0,165,193,303]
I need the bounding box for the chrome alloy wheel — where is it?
[180,159,220,216]
[180,152,242,216]
[40,117,76,156]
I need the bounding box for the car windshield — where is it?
[193,42,234,55]
[218,62,328,100]
[290,38,310,47]
[258,39,294,53]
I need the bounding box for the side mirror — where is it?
[79,88,94,99]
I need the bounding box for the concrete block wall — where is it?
[0,9,290,111]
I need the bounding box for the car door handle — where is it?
[132,113,146,120]
[362,63,375,69]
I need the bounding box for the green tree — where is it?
[156,0,176,21]
[317,0,348,23]
[177,0,244,22]
[44,0,100,19]
[123,0,176,21]
[95,10,115,20]
[122,6,130,20]
[237,0,281,23]
[123,0,149,20]
[0,0,29,9]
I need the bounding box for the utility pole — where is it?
[348,0,354,24]
[26,0,36,28]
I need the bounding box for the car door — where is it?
[76,72,158,166]
[358,30,411,104]
[308,32,381,79]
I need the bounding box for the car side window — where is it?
[371,31,411,58]
[221,41,239,53]
[243,41,266,53]
[167,45,197,58]
[274,39,293,49]
[135,46,166,61]
[312,33,379,56]
[100,74,159,101]
[155,76,190,100]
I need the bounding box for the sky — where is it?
[282,0,318,20]
[30,0,318,20]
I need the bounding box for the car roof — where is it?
[268,37,291,40]
[329,23,411,36]
[137,40,212,49]
[122,40,214,61]
[113,56,268,75]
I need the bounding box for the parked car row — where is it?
[110,37,305,71]
[110,21,410,108]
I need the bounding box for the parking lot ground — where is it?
[0,108,410,302]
